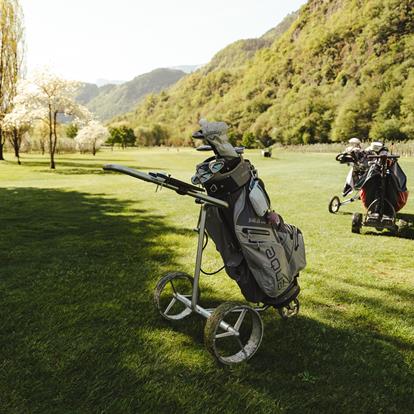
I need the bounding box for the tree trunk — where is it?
[0,129,4,161]
[48,106,55,169]
[12,129,21,165]
[49,111,61,169]
[50,151,55,169]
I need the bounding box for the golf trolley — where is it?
[351,154,408,234]
[329,152,363,214]
[103,164,299,365]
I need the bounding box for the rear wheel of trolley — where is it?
[351,212,363,234]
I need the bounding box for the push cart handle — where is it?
[335,152,355,163]
[103,164,229,209]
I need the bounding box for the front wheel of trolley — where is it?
[154,272,197,321]
[351,212,363,234]
[204,302,263,365]
[278,298,300,319]
[328,196,341,214]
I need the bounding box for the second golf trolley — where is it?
[330,142,409,234]
[350,152,409,234]
[328,150,366,214]
[103,120,306,365]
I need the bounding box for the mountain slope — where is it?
[77,68,186,121]
[116,0,414,145]
[112,11,299,144]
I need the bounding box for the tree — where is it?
[2,104,32,164]
[331,88,381,141]
[66,123,78,139]
[108,125,136,149]
[370,117,406,142]
[75,121,108,155]
[400,70,414,140]
[227,130,239,147]
[241,131,256,148]
[15,71,91,168]
[134,123,169,146]
[0,0,25,161]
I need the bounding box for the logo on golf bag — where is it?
[265,246,290,289]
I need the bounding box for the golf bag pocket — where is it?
[276,223,306,278]
[237,236,292,298]
[244,227,272,243]
[249,180,270,217]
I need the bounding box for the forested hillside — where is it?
[114,0,414,146]
[77,68,186,121]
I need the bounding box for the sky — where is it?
[21,0,307,84]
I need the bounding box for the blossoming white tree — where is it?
[0,0,25,161]
[75,120,108,155]
[15,70,91,168]
[2,104,33,164]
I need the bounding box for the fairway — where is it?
[1,149,413,413]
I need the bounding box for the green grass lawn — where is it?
[1,148,413,413]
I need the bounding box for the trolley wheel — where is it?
[351,212,363,234]
[328,196,341,214]
[154,271,196,321]
[397,219,409,236]
[204,302,263,365]
[277,298,300,319]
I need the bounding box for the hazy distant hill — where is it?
[169,65,201,73]
[116,0,414,145]
[77,68,186,121]
[95,78,125,87]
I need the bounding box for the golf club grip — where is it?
[103,164,229,209]
[336,153,354,163]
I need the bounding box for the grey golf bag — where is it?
[192,120,306,307]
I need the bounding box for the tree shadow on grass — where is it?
[0,187,195,413]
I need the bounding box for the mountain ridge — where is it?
[77,68,186,121]
[113,0,414,145]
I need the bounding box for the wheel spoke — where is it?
[155,273,195,321]
[236,336,248,359]
[164,297,177,315]
[215,331,235,339]
[169,280,177,295]
[234,309,247,331]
